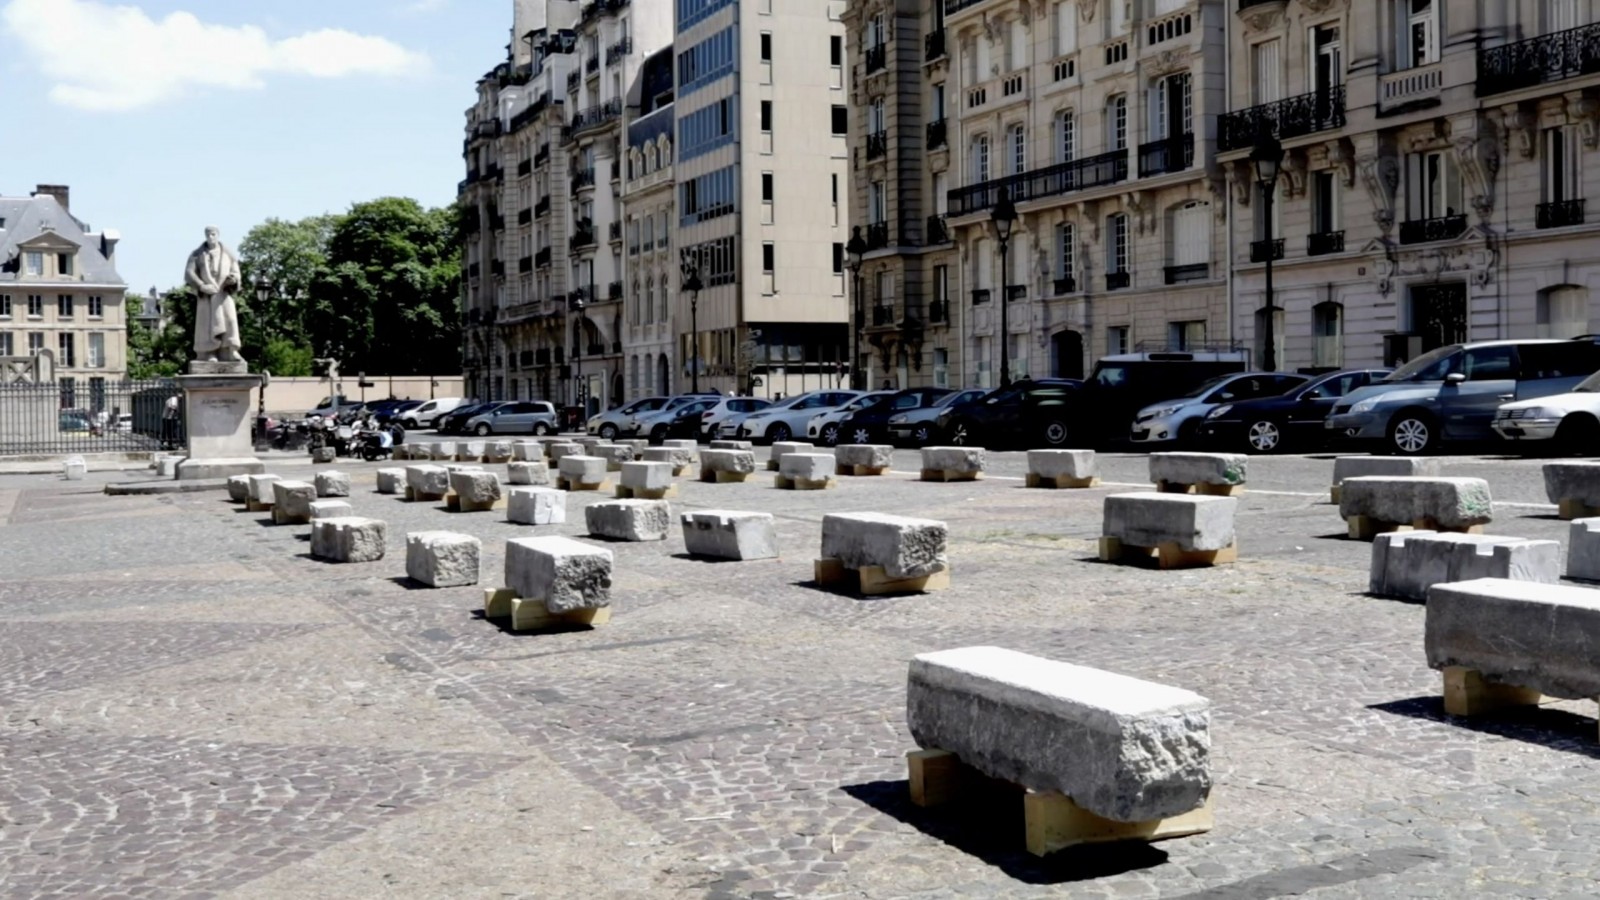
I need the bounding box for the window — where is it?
[1546,0,1582,33]
[761,172,774,203]
[934,264,949,303]
[24,252,42,276]
[1055,110,1075,162]
[760,100,773,131]
[831,35,843,66]
[1169,320,1206,350]
[57,294,72,318]
[1008,123,1026,174]
[27,332,43,355]
[1149,72,1191,140]
[1107,213,1129,274]
[1169,202,1209,271]
[1055,223,1075,284]
[1106,325,1129,356]
[57,332,75,367]
[868,97,885,134]
[87,333,105,368]
[760,32,772,61]
[1312,171,1341,234]
[1106,94,1127,150]
[831,105,848,135]
[677,25,737,95]
[1405,150,1462,220]
[932,83,945,117]
[26,295,42,318]
[1311,23,1342,93]
[1462,345,1515,380]
[0,333,10,355]
[0,295,9,318]
[56,253,73,277]
[832,242,844,274]
[1404,0,1438,68]
[1054,0,1078,55]
[973,134,990,182]
[869,181,887,224]
[1313,301,1344,368]
[1252,39,1281,104]
[762,242,775,272]
[1543,125,1581,203]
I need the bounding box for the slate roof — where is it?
[0,192,125,287]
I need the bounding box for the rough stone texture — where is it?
[270,481,318,521]
[226,475,250,502]
[62,456,85,481]
[546,442,584,466]
[513,440,545,462]
[374,468,405,494]
[591,444,636,470]
[836,444,894,470]
[558,455,608,485]
[404,531,481,587]
[1339,476,1494,529]
[1370,531,1562,601]
[307,500,352,520]
[507,486,567,525]
[505,535,613,612]
[769,442,812,467]
[617,439,649,457]
[680,510,780,560]
[576,437,606,454]
[641,446,695,470]
[820,512,948,579]
[245,473,281,503]
[921,446,985,474]
[701,449,756,474]
[1028,449,1097,480]
[1332,455,1442,486]
[1149,452,1248,487]
[779,453,835,482]
[906,646,1212,823]
[310,447,336,464]
[1426,577,1600,699]
[585,499,672,542]
[662,439,699,452]
[310,516,387,563]
[1569,518,1600,581]
[1542,461,1600,506]
[1102,493,1237,552]
[429,442,457,461]
[620,461,674,491]
[484,441,514,463]
[404,465,450,497]
[710,439,753,451]
[507,461,552,486]
[155,454,182,478]
[441,463,484,475]
[313,470,351,498]
[448,470,502,505]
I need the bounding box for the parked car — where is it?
[1076,351,1253,447]
[806,391,894,446]
[639,397,721,443]
[307,395,362,418]
[588,396,670,439]
[835,387,953,447]
[1199,369,1391,453]
[713,400,775,441]
[692,396,772,441]
[934,379,1083,449]
[1327,338,1600,454]
[401,397,467,429]
[735,390,861,443]
[439,401,510,435]
[1130,372,1309,448]
[1493,366,1600,452]
[887,389,985,446]
[468,400,559,435]
[59,410,91,432]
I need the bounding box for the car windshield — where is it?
[766,394,805,409]
[1179,375,1234,400]
[1575,370,1600,393]
[1384,345,1462,382]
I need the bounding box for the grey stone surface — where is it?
[448,470,502,505]
[507,486,566,525]
[404,465,450,497]
[836,444,894,470]
[620,461,673,491]
[507,461,552,486]
[310,447,336,464]
[586,499,671,542]
[558,455,608,485]
[155,454,182,478]
[576,437,605,454]
[1339,476,1494,529]
[310,516,386,563]
[641,446,695,471]
[1027,449,1096,480]
[1332,455,1443,486]
[1102,493,1237,551]
[61,456,85,481]
[457,440,486,461]
[404,531,481,587]
[906,646,1212,822]
[1542,461,1600,506]
[505,535,612,612]
[441,463,484,475]
[1149,452,1248,487]
[512,440,545,462]
[780,453,834,481]
[226,475,250,502]
[617,439,649,457]
[680,509,780,560]
[662,439,699,452]
[271,480,318,521]
[591,444,636,470]
[374,468,405,495]
[245,473,281,503]
[546,442,584,466]
[921,446,984,473]
[484,441,514,463]
[1426,577,1600,699]
[307,499,352,520]
[709,439,753,451]
[769,442,812,468]
[701,449,756,474]
[1370,531,1561,600]
[820,512,947,579]
[313,470,351,498]
[1569,518,1600,581]
[429,441,457,461]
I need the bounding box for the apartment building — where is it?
[0,185,127,404]
[1224,0,1600,372]
[620,47,678,398]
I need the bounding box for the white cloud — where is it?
[1,0,430,111]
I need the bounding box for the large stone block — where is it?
[1543,461,1600,515]
[768,441,812,470]
[1102,494,1236,552]
[1569,518,1600,581]
[1339,476,1493,532]
[1028,450,1097,482]
[778,452,835,488]
[375,468,406,495]
[558,455,609,487]
[405,531,481,587]
[226,475,251,502]
[1149,453,1247,491]
[507,461,552,485]
[271,480,318,523]
[505,535,613,612]
[621,461,674,491]
[662,439,700,452]
[405,465,450,498]
[701,449,756,474]
[710,439,753,451]
[430,441,458,461]
[308,499,352,520]
[820,512,948,579]
[1332,456,1442,489]
[314,470,351,498]
[246,473,281,504]
[586,499,671,541]
[616,439,649,457]
[1370,531,1561,601]
[449,470,502,505]
[484,440,514,463]
[836,444,894,473]
[311,516,387,562]
[642,446,695,473]
[508,486,567,525]
[1426,578,1600,700]
[155,454,182,478]
[310,447,336,464]
[906,646,1212,823]
[590,443,636,470]
[546,442,584,466]
[513,440,545,462]
[681,510,780,560]
[576,437,606,454]
[921,446,985,480]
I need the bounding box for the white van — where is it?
[402,397,467,429]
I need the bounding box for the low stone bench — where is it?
[513,440,545,462]
[1370,531,1560,601]
[1569,519,1600,582]
[1100,494,1237,569]
[308,499,352,520]
[454,440,486,462]
[314,470,350,498]
[545,441,584,468]
[710,439,753,451]
[447,470,503,512]
[1026,450,1099,489]
[1330,456,1441,503]
[586,499,671,541]
[642,446,695,475]
[698,449,756,483]
[1149,453,1246,496]
[767,441,812,471]
[776,453,837,490]
[508,486,567,525]
[483,536,612,631]
[245,474,281,511]
[616,439,649,458]
[662,439,700,454]
[906,646,1213,856]
[405,531,481,587]
[616,461,677,499]
[681,510,779,560]
[311,447,337,464]
[920,447,984,482]
[576,437,606,454]
[1339,476,1492,540]
[557,455,611,491]
[482,441,514,463]
[590,443,636,471]
[1426,578,1600,726]
[1543,462,1600,519]
[404,465,450,502]
[816,512,949,595]
[429,442,458,461]
[836,444,893,477]
[375,468,406,495]
[310,516,387,563]
[226,475,251,503]
[508,461,552,486]
[271,480,319,525]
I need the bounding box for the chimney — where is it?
[33,184,69,211]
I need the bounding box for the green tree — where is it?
[126,288,193,379]
[237,215,335,361]
[258,338,314,377]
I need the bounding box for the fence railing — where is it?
[0,377,189,455]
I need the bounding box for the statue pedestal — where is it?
[176,370,265,480]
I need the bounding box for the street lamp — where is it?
[991,187,1018,388]
[680,253,703,393]
[1251,133,1284,373]
[845,227,867,390]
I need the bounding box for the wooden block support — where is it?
[404,486,447,503]
[1024,792,1214,857]
[509,596,612,632]
[246,499,271,513]
[699,470,751,483]
[836,464,889,477]
[919,468,982,483]
[1441,666,1544,717]
[1157,480,1242,497]
[446,493,508,512]
[1098,537,1238,570]
[1346,515,1483,540]
[614,484,679,500]
[814,557,950,595]
[1329,485,1342,505]
[483,587,516,618]
[775,474,836,491]
[1025,473,1101,489]
[271,508,310,526]
[907,749,965,808]
[1558,498,1600,520]
[556,477,612,492]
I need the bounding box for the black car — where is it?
[837,387,953,446]
[935,379,1084,449]
[1198,368,1391,453]
[439,401,507,435]
[648,398,720,444]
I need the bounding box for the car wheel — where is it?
[849,426,873,446]
[1388,411,1438,455]
[767,422,792,444]
[1245,419,1284,454]
[401,418,417,430]
[820,423,840,447]
[911,424,933,445]
[1038,418,1069,448]
[1555,414,1600,456]
[948,419,973,447]
[533,422,550,435]
[599,423,618,441]
[474,423,492,436]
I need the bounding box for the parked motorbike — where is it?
[358,426,395,461]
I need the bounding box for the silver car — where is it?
[468,400,558,435]
[886,389,985,446]
[587,396,669,440]
[736,390,860,444]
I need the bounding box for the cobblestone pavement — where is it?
[3,449,1599,898]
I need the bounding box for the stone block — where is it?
[63,456,86,481]
[836,444,894,474]
[1370,531,1561,601]
[710,439,753,451]
[405,465,450,498]
[1426,578,1600,700]
[1331,456,1442,497]
[1149,453,1247,493]
[314,470,351,498]
[558,455,609,487]
[778,452,836,488]
[484,440,514,463]
[1543,462,1600,517]
[1028,450,1097,483]
[310,516,387,563]
[513,440,545,462]
[271,480,318,523]
[310,447,336,464]
[906,646,1212,823]
[1568,518,1600,582]
[621,461,674,491]
[590,443,636,470]
[1102,494,1236,552]
[430,442,457,461]
[508,486,567,525]
[820,512,948,580]
[642,446,695,473]
[701,449,757,474]
[375,468,406,494]
[442,463,484,475]
[505,535,613,612]
[586,499,672,541]
[920,446,985,480]
[449,470,502,509]
[226,475,251,502]
[308,499,352,520]
[768,441,812,470]
[154,454,182,478]
[546,442,584,466]
[405,531,481,587]
[458,440,487,461]
[1339,477,1494,534]
[617,439,649,457]
[246,474,282,504]
[576,437,606,454]
[681,510,779,560]
[663,439,700,452]
[507,461,552,485]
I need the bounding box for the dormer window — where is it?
[57,253,73,277]
[24,252,42,276]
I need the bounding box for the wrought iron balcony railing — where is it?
[1137,133,1194,177]
[518,208,533,225]
[1105,271,1130,291]
[1479,21,1600,97]
[1307,230,1345,255]
[1005,285,1026,302]
[609,221,623,241]
[1052,276,1075,295]
[925,29,946,61]
[865,44,887,74]
[866,221,890,250]
[572,225,597,248]
[1398,214,1468,245]
[1164,263,1209,285]
[517,159,532,177]
[1537,198,1586,229]
[925,215,949,244]
[607,38,632,64]
[948,148,1128,216]
[1250,238,1285,262]
[535,247,552,267]
[872,304,894,326]
[866,131,888,161]
[535,195,551,217]
[571,168,596,194]
[927,299,950,323]
[1217,86,1347,152]
[926,118,947,150]
[971,289,991,305]
[518,256,533,273]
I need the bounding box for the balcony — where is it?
[518,208,533,225]
[517,158,532,177]
[872,304,895,326]
[519,350,534,368]
[1052,276,1076,295]
[535,247,552,268]
[1005,285,1026,302]
[519,256,533,273]
[1249,238,1285,262]
[1398,213,1468,245]
[1164,263,1209,285]
[607,37,631,64]
[468,262,481,279]
[866,130,888,161]
[971,289,991,305]
[1537,198,1586,229]
[490,259,505,277]
[1380,62,1444,110]
[572,223,597,248]
[586,342,605,356]
[609,221,623,242]
[866,221,890,250]
[927,299,950,323]
[926,214,950,244]
[1105,271,1130,291]
[865,43,887,74]
[535,195,551,217]
[490,213,506,231]
[1307,230,1345,255]
[1137,133,1194,177]
[571,167,596,194]
[948,148,1128,216]
[567,98,622,138]
[1479,22,1600,97]
[608,281,623,300]
[925,29,946,62]
[586,56,600,75]
[927,118,947,150]
[535,348,552,366]
[534,145,550,166]
[1217,87,1347,152]
[567,70,581,92]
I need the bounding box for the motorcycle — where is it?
[358,426,395,461]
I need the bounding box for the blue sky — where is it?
[0,0,508,294]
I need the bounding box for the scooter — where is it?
[358,426,394,462]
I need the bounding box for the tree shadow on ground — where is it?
[1370,695,1600,759]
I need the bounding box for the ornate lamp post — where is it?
[1251,133,1284,373]
[991,187,1017,388]
[845,227,867,389]
[680,251,703,393]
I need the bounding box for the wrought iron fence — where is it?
[0,376,188,455]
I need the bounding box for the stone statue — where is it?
[184,226,243,363]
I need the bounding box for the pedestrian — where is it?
[162,394,180,449]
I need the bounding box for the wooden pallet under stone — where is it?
[1345,515,1485,541]
[919,468,982,483]
[1025,473,1100,489]
[813,557,950,595]
[1098,536,1237,569]
[614,484,679,499]
[1156,480,1243,496]
[482,588,611,631]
